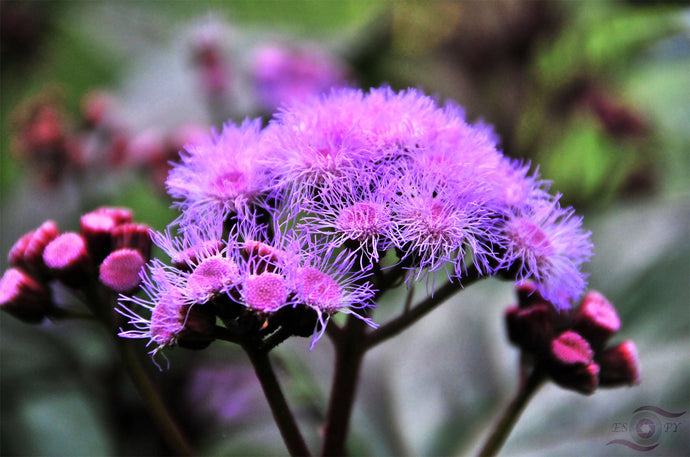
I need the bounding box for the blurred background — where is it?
[1,1,688,455]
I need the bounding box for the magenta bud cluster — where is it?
[505,283,641,395]
[0,207,152,323]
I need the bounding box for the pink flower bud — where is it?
[80,207,132,263]
[43,233,93,288]
[93,206,133,225]
[550,331,594,365]
[0,268,52,323]
[505,304,555,353]
[99,249,145,293]
[548,331,599,395]
[170,239,224,271]
[8,220,59,278]
[597,340,641,387]
[112,223,152,261]
[572,291,620,349]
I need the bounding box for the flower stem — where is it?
[477,367,546,457]
[244,345,312,457]
[81,281,194,456]
[115,338,195,456]
[320,315,367,457]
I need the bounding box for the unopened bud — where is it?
[572,291,620,349]
[9,220,59,278]
[170,239,224,271]
[43,233,93,288]
[547,331,599,395]
[112,223,152,261]
[597,340,641,387]
[0,268,52,323]
[550,330,594,365]
[80,212,117,263]
[92,206,133,225]
[80,207,132,263]
[99,249,145,293]
[505,304,555,353]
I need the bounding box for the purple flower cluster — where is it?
[118,87,593,354]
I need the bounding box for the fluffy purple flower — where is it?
[120,85,597,357]
[261,88,373,193]
[262,87,472,194]
[228,215,377,345]
[391,164,502,287]
[299,170,397,265]
[287,245,377,347]
[501,196,594,308]
[117,259,218,363]
[117,227,237,356]
[166,118,273,225]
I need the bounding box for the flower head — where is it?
[299,170,397,265]
[117,226,237,356]
[501,196,593,308]
[287,245,377,346]
[99,248,145,293]
[166,118,273,225]
[392,164,502,286]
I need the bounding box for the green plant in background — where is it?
[1,2,688,456]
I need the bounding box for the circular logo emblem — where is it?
[629,411,662,447]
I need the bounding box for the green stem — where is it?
[244,345,312,457]
[477,367,546,457]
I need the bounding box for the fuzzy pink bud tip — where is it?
[80,207,132,263]
[598,340,641,387]
[0,268,51,323]
[8,231,34,267]
[551,331,594,366]
[572,291,621,348]
[81,212,116,233]
[9,221,60,277]
[92,207,133,225]
[43,233,87,269]
[43,233,92,287]
[548,331,600,395]
[99,249,145,293]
